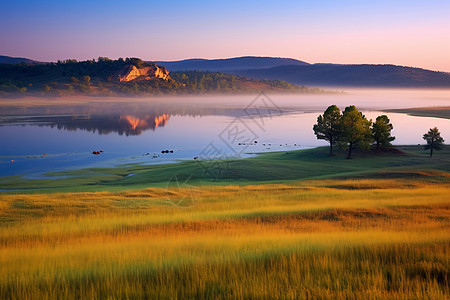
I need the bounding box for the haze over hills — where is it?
[233,64,450,88]
[156,56,450,88]
[155,56,310,72]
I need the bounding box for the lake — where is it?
[1,89,450,178]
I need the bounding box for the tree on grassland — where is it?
[340,105,372,159]
[372,115,395,150]
[313,105,342,156]
[423,127,445,158]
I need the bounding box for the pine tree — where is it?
[313,105,342,156]
[372,115,395,150]
[423,127,445,157]
[340,105,372,159]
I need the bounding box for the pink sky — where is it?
[1,1,449,72]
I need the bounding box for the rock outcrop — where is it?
[118,65,171,82]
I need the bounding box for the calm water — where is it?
[1,90,450,178]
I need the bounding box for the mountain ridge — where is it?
[0,57,318,97]
[2,55,450,88]
[233,64,450,87]
[155,56,310,72]
[155,56,450,87]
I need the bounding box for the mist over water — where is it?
[1,89,449,177]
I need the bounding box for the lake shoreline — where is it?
[1,145,449,194]
[385,106,450,120]
[2,91,450,188]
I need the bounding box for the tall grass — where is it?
[0,179,449,299]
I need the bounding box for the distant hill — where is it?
[234,64,450,87]
[4,54,446,90]
[0,55,40,65]
[0,57,320,97]
[155,56,310,72]
[156,57,450,87]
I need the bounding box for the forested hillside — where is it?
[0,57,323,97]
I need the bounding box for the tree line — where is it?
[0,57,324,96]
[313,105,445,158]
[170,71,314,94]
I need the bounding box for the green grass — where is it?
[1,145,449,193]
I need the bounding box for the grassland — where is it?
[0,146,449,299]
[0,179,449,299]
[2,145,450,192]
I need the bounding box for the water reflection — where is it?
[0,102,272,136]
[43,113,172,136]
[2,90,450,137]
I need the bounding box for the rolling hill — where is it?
[233,64,450,87]
[0,57,317,97]
[3,55,450,89]
[156,57,450,87]
[155,56,309,72]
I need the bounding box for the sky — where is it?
[1,0,450,72]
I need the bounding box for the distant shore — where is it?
[385,106,450,120]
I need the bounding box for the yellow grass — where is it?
[0,178,449,299]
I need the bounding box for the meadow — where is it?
[2,145,450,192]
[0,146,449,299]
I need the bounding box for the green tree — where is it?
[372,115,395,150]
[313,105,342,156]
[83,75,91,85]
[340,105,372,159]
[423,127,445,158]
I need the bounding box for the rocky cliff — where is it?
[118,65,171,82]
